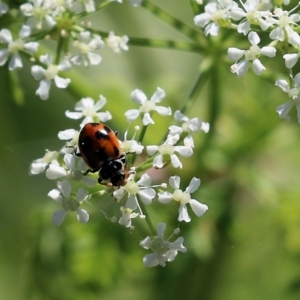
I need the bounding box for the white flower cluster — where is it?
[30,87,209,267]
[194,0,300,123]
[0,0,129,100]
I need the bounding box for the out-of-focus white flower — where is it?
[140,222,187,267]
[48,180,89,225]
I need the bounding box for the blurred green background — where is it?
[1,1,300,299]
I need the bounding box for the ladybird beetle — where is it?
[77,122,129,187]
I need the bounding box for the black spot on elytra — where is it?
[95,129,109,140]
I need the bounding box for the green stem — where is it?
[180,63,211,115]
[138,197,156,236]
[128,37,203,52]
[55,36,64,64]
[198,63,221,154]
[129,124,148,166]
[141,0,202,42]
[189,0,202,15]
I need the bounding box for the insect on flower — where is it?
[76,122,133,187]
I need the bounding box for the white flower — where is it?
[31,54,71,100]
[194,1,236,36]
[20,0,57,29]
[70,32,103,67]
[120,126,144,154]
[169,110,209,147]
[269,7,300,46]
[0,1,9,15]
[147,134,193,169]
[283,53,300,69]
[107,31,129,53]
[48,180,89,225]
[65,95,112,124]
[139,222,187,267]
[30,150,59,174]
[119,206,139,228]
[125,87,171,126]
[158,176,208,222]
[228,31,276,77]
[275,73,300,123]
[46,153,96,186]
[0,25,39,70]
[229,0,274,35]
[113,174,156,212]
[58,128,79,153]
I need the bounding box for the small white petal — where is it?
[252,59,265,75]
[178,204,191,222]
[58,129,76,140]
[77,208,89,223]
[31,65,45,80]
[227,48,245,61]
[175,145,193,157]
[46,164,66,179]
[76,188,88,202]
[157,222,166,237]
[152,154,164,168]
[143,253,161,268]
[150,87,166,103]
[24,41,39,54]
[65,111,83,119]
[0,49,9,66]
[158,191,173,203]
[194,13,210,28]
[248,31,260,46]
[276,101,293,121]
[169,175,180,190]
[186,177,200,193]
[131,89,147,104]
[189,199,208,217]
[125,109,140,121]
[19,25,31,39]
[48,188,62,201]
[58,180,71,198]
[275,79,290,93]
[170,154,182,168]
[54,76,70,88]
[155,105,172,116]
[284,53,299,69]
[9,53,23,70]
[138,188,156,205]
[87,52,102,65]
[64,153,75,169]
[260,46,276,58]
[40,53,52,65]
[142,113,155,126]
[52,209,67,225]
[139,236,152,249]
[0,29,12,43]
[146,145,159,156]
